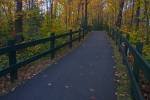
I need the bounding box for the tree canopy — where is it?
[0,0,149,45]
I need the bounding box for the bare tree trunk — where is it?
[85,0,88,29]
[77,2,81,27]
[135,0,140,31]
[68,2,71,28]
[15,0,23,35]
[116,0,125,28]
[81,2,84,28]
[46,0,49,14]
[130,0,135,28]
[65,2,68,31]
[144,0,149,43]
[28,0,31,9]
[50,0,53,29]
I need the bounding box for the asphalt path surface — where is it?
[1,31,116,100]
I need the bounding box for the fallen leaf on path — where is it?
[89,88,95,92]
[65,85,71,89]
[48,83,52,86]
[11,88,16,92]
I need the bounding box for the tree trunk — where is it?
[130,0,135,27]
[50,0,53,29]
[144,0,149,43]
[84,0,88,29]
[65,2,68,31]
[116,0,125,28]
[15,0,23,35]
[81,2,84,28]
[135,0,140,31]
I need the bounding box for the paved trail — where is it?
[0,31,116,100]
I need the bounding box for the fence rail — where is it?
[0,28,88,82]
[105,26,150,100]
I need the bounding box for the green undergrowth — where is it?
[0,33,89,96]
[143,45,150,63]
[109,37,132,100]
[0,34,70,71]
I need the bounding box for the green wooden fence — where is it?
[105,26,150,100]
[0,28,88,82]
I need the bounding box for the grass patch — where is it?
[108,36,132,100]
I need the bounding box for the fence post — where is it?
[82,28,85,39]
[69,29,73,48]
[126,33,130,41]
[136,42,143,55]
[116,29,119,42]
[79,28,81,42]
[112,29,115,40]
[8,40,17,82]
[121,42,128,65]
[108,27,111,36]
[119,32,123,45]
[50,33,56,59]
[133,58,140,83]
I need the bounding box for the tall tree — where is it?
[116,0,125,28]
[15,0,23,37]
[135,0,140,31]
[144,0,150,43]
[130,0,135,27]
[84,0,88,29]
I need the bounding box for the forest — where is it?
[0,0,149,62]
[0,0,150,99]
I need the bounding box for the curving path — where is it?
[0,31,116,100]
